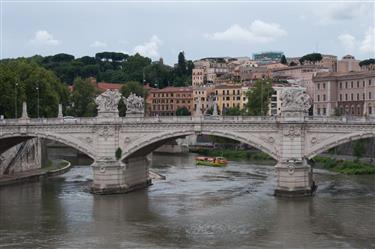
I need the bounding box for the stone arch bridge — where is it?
[1,90,374,197]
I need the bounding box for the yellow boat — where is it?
[195,156,228,167]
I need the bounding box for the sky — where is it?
[1,0,374,65]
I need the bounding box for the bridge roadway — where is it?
[1,114,375,197]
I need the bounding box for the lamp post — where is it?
[14,81,18,118]
[36,85,40,118]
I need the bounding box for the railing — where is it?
[1,115,375,126]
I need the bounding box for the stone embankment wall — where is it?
[0,138,41,176]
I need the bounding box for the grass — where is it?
[313,156,375,175]
[42,160,70,172]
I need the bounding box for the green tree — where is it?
[176,51,187,76]
[0,59,67,118]
[245,79,274,116]
[115,147,122,160]
[299,53,322,65]
[280,55,287,65]
[223,106,242,116]
[71,77,97,117]
[176,106,190,116]
[122,53,151,82]
[359,58,375,67]
[144,63,173,88]
[353,139,365,159]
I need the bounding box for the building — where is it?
[337,55,361,73]
[272,65,329,99]
[313,71,375,116]
[253,51,284,64]
[146,87,193,116]
[287,54,337,72]
[192,68,205,87]
[214,84,244,114]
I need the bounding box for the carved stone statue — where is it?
[280,89,311,113]
[212,101,218,116]
[95,89,122,114]
[124,93,144,114]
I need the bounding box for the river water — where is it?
[0,153,374,249]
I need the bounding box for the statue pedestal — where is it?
[126,112,144,118]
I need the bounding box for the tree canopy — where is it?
[299,53,322,65]
[0,59,68,118]
[280,55,287,65]
[245,79,274,116]
[359,58,375,67]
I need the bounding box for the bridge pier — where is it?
[274,159,315,197]
[91,156,151,194]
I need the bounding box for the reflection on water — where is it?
[0,153,375,248]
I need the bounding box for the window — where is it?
[317,95,320,101]
[323,94,326,101]
[339,82,342,89]
[357,81,359,88]
[351,93,353,101]
[345,94,348,101]
[340,94,342,101]
[317,108,321,115]
[323,83,326,89]
[369,106,372,115]
[369,80,372,86]
[345,82,348,88]
[357,93,360,100]
[357,107,361,115]
[369,92,372,100]
[363,81,365,87]
[318,83,320,90]
[351,81,353,88]
[323,108,326,115]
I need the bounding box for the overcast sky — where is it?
[1,0,374,65]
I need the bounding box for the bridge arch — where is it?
[306,132,375,159]
[0,132,96,161]
[121,129,278,161]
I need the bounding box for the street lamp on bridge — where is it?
[14,81,18,118]
[36,85,40,118]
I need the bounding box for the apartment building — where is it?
[313,71,375,116]
[146,87,193,116]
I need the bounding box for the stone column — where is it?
[91,155,151,194]
[274,88,316,197]
[274,123,315,197]
[57,104,63,118]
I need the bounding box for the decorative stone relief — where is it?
[95,89,122,113]
[98,126,114,140]
[284,126,301,137]
[124,93,144,114]
[280,89,311,113]
[85,137,93,144]
[311,137,318,145]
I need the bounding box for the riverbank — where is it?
[312,156,375,175]
[0,160,71,187]
[190,148,276,165]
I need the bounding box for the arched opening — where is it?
[0,134,95,177]
[308,133,375,175]
[122,131,278,162]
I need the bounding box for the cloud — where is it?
[337,27,375,54]
[317,3,370,24]
[133,35,162,58]
[90,41,107,48]
[204,20,287,43]
[338,33,356,52]
[360,27,375,53]
[30,30,60,46]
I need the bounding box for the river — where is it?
[0,153,374,248]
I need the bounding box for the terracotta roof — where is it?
[97,82,123,91]
[149,86,192,93]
